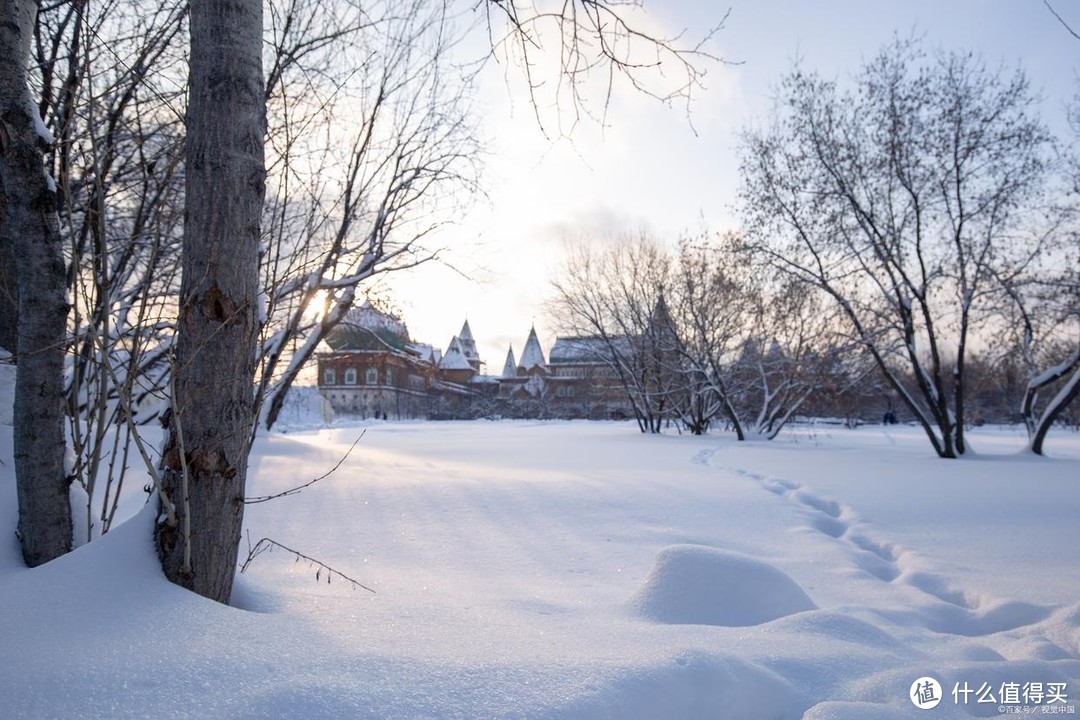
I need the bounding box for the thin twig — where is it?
[1044,0,1080,40]
[240,534,376,593]
[169,357,192,574]
[98,337,176,527]
[244,431,364,504]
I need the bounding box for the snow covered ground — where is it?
[1,411,1078,718]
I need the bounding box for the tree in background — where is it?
[740,40,1055,458]
[671,233,847,439]
[725,277,843,439]
[550,233,678,433]
[668,236,749,436]
[551,231,847,438]
[997,238,1079,455]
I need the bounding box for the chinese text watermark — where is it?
[910,678,1073,714]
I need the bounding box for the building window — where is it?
[366,367,378,385]
[385,368,394,386]
[344,368,357,385]
[323,368,336,385]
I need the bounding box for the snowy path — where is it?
[1,421,1078,718]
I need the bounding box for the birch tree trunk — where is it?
[156,0,265,603]
[1,0,71,566]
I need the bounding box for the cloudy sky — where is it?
[385,0,1080,371]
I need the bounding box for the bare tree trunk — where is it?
[0,0,71,566]
[1030,365,1080,455]
[1024,349,1080,455]
[156,0,265,603]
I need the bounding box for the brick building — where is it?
[316,301,633,420]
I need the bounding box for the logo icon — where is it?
[911,677,943,709]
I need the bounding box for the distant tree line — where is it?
[551,231,869,438]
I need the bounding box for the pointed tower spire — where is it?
[501,345,517,378]
[456,319,481,370]
[518,327,546,372]
[439,335,473,371]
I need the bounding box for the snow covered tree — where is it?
[671,233,844,440]
[1001,93,1080,454]
[550,233,680,433]
[727,279,841,439]
[551,231,839,438]
[1,0,72,566]
[740,40,1054,458]
[996,227,1080,454]
[668,237,747,436]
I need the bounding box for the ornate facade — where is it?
[316,301,633,420]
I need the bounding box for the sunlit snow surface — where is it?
[1,410,1078,718]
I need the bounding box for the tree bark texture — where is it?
[0,208,15,353]
[156,0,265,603]
[1,0,72,566]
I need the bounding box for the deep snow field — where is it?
[1,400,1078,718]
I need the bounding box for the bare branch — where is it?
[240,534,376,594]
[485,0,727,137]
[244,432,365,504]
[1044,0,1080,41]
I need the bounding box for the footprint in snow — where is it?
[725,466,1054,636]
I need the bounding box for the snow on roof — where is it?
[408,343,439,365]
[457,320,480,363]
[439,336,474,371]
[549,336,618,364]
[342,298,408,338]
[517,327,546,372]
[501,346,517,378]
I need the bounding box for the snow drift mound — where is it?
[631,544,816,627]
[544,650,803,720]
